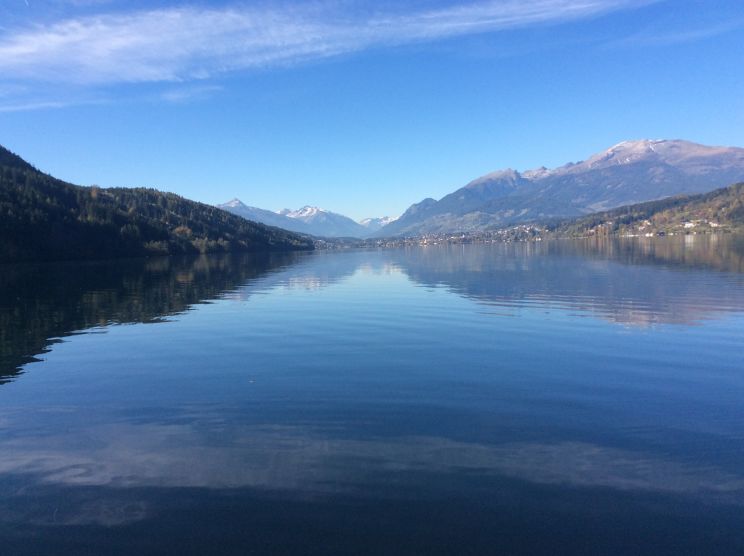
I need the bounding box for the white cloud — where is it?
[612,18,744,47]
[0,1,655,85]
[0,100,70,112]
[2,419,743,507]
[160,84,223,103]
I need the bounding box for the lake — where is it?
[1,236,744,555]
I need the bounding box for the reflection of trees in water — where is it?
[548,234,744,274]
[0,249,374,384]
[392,236,744,326]
[0,253,303,383]
[3,237,744,382]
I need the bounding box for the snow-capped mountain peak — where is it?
[359,216,399,232]
[222,201,369,237]
[379,138,744,237]
[584,139,665,168]
[281,206,328,219]
[272,205,370,237]
[222,198,246,208]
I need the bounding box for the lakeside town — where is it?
[315,217,736,250]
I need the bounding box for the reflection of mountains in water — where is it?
[0,249,390,383]
[3,237,744,383]
[0,253,305,383]
[223,251,366,296]
[392,236,744,327]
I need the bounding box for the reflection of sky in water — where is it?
[2,238,744,551]
[2,417,744,504]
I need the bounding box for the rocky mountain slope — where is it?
[378,140,744,237]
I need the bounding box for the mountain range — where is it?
[278,205,369,237]
[4,138,744,263]
[219,199,396,238]
[377,140,744,237]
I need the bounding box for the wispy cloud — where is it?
[610,18,744,48]
[0,100,71,113]
[0,1,655,86]
[2,417,744,507]
[159,84,223,104]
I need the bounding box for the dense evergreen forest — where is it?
[0,145,313,263]
[545,182,744,237]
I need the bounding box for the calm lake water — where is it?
[2,236,744,555]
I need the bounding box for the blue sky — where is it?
[0,0,743,220]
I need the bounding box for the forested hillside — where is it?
[546,183,744,237]
[0,146,313,262]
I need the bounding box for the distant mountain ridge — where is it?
[220,199,395,238]
[378,140,744,237]
[0,146,313,263]
[219,199,314,234]
[279,205,368,237]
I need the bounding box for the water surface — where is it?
[2,236,744,554]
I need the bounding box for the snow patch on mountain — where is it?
[359,216,398,231]
[222,198,246,208]
[280,206,330,219]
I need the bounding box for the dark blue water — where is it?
[1,237,744,554]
